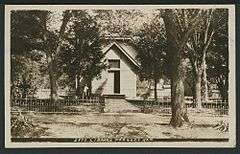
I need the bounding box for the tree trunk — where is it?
[191,61,202,108]
[43,28,58,103]
[191,79,196,103]
[75,75,80,98]
[76,76,86,98]
[154,78,158,100]
[220,88,228,102]
[202,60,209,102]
[170,58,189,127]
[75,75,78,92]
[217,79,228,101]
[44,11,71,103]
[201,20,214,103]
[49,57,58,103]
[162,9,196,127]
[194,74,202,108]
[87,80,92,96]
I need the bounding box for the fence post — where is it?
[99,96,105,113]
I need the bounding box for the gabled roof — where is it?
[102,41,140,68]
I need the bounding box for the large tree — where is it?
[207,9,228,101]
[186,9,215,107]
[11,10,72,102]
[11,10,48,98]
[162,9,203,127]
[59,10,106,97]
[42,10,72,102]
[186,9,228,107]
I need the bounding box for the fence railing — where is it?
[127,99,229,115]
[11,96,105,113]
[11,97,229,115]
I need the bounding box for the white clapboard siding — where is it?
[92,45,137,98]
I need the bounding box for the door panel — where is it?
[107,72,114,94]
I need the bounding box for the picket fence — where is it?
[11,96,105,113]
[127,99,229,115]
[11,97,228,115]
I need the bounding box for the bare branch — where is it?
[179,10,203,52]
[204,9,214,45]
[203,30,215,54]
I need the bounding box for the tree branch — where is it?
[179,10,203,52]
[59,10,72,38]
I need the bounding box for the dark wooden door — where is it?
[114,71,120,93]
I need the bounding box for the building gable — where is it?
[103,42,140,70]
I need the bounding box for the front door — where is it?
[114,71,120,93]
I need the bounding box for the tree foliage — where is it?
[10,10,48,98]
[134,16,167,99]
[58,10,106,96]
[207,9,228,100]
[94,9,156,36]
[185,9,228,106]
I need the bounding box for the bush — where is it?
[11,112,47,138]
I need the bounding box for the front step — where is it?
[103,94,125,99]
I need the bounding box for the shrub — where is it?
[11,112,47,138]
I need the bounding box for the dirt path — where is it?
[104,98,140,113]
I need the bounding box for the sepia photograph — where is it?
[4,5,236,147]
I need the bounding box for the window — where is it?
[108,59,120,69]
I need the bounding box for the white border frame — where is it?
[4,5,236,148]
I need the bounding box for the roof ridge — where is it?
[113,42,139,67]
[103,42,140,68]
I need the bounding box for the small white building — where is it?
[92,40,139,99]
[92,38,171,99]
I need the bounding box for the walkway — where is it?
[104,98,140,113]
